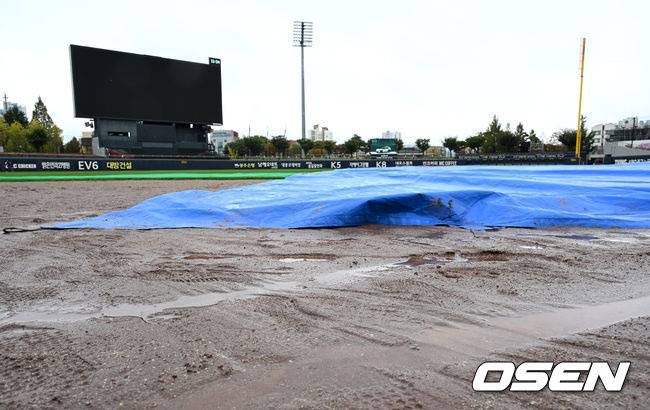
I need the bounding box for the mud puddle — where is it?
[0,262,408,325]
[279,258,330,263]
[515,231,650,244]
[415,294,650,356]
[176,294,650,409]
[515,232,599,241]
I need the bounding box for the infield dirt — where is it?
[1,179,649,408]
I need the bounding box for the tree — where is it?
[477,115,521,153]
[514,123,527,139]
[481,115,502,153]
[225,137,268,157]
[31,97,55,129]
[0,117,9,148]
[415,138,430,153]
[297,138,314,157]
[263,141,276,156]
[308,147,327,157]
[481,134,497,153]
[343,135,366,155]
[553,116,595,156]
[513,123,528,153]
[242,135,268,156]
[225,140,244,158]
[528,129,540,143]
[442,137,461,154]
[63,137,81,153]
[3,105,28,127]
[287,142,302,157]
[395,138,404,152]
[270,136,289,156]
[5,122,30,152]
[42,131,63,153]
[487,115,502,134]
[322,140,336,154]
[496,130,519,153]
[28,97,63,153]
[313,140,336,154]
[26,123,49,152]
[525,129,542,153]
[465,133,485,153]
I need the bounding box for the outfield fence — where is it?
[0,153,574,174]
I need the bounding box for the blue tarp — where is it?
[51,164,650,230]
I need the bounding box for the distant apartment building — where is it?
[591,122,617,147]
[381,130,402,140]
[590,116,650,161]
[210,130,239,154]
[309,124,334,141]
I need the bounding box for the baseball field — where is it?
[1,178,649,408]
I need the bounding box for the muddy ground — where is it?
[1,179,649,409]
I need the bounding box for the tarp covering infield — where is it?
[50,164,650,230]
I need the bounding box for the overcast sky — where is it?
[1,0,648,144]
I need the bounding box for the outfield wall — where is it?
[0,154,573,172]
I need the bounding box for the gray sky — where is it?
[1,0,648,144]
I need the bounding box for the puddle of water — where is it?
[416,294,650,356]
[279,258,330,263]
[553,234,599,241]
[517,232,650,245]
[606,231,650,237]
[519,245,543,250]
[0,263,405,326]
[453,254,469,263]
[0,305,108,325]
[597,237,639,244]
[313,264,398,285]
[515,233,600,241]
[0,325,48,338]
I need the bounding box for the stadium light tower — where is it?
[293,21,313,140]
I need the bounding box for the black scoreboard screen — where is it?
[70,45,222,124]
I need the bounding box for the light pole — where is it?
[574,37,586,162]
[293,21,313,141]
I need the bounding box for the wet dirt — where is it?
[1,179,649,408]
[0,262,405,325]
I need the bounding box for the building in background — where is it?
[590,122,617,153]
[309,124,334,141]
[210,130,239,155]
[590,116,650,162]
[399,143,420,155]
[381,130,402,140]
[427,146,446,157]
[0,93,27,117]
[80,131,93,155]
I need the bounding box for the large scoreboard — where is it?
[70,44,222,125]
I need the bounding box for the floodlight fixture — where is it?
[293,21,314,141]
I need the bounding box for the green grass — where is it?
[0,168,328,182]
